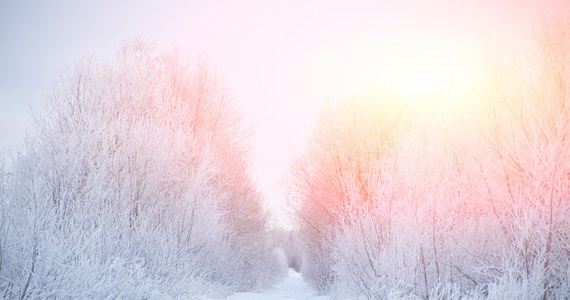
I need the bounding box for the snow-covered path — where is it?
[225,270,331,300]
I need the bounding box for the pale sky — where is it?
[1,0,568,227]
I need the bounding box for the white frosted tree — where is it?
[475,19,570,299]
[0,40,276,298]
[288,20,570,300]
[288,96,405,293]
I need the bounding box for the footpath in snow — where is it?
[225,269,331,300]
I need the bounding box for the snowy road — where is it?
[225,270,331,300]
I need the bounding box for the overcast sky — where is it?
[1,0,568,227]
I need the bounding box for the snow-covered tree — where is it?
[288,20,570,299]
[288,96,406,292]
[475,19,570,299]
[0,40,276,298]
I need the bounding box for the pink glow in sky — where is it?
[1,0,569,227]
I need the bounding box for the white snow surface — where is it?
[225,269,331,300]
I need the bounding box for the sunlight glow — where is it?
[379,48,477,100]
[328,42,483,113]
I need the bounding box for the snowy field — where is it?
[222,269,330,300]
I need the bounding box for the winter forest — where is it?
[1,4,570,300]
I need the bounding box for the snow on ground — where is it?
[225,269,331,300]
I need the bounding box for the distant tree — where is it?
[269,228,303,272]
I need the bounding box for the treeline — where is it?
[0,40,282,298]
[288,22,570,299]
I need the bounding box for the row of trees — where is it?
[289,22,570,299]
[0,40,282,298]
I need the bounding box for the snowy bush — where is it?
[0,40,276,298]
